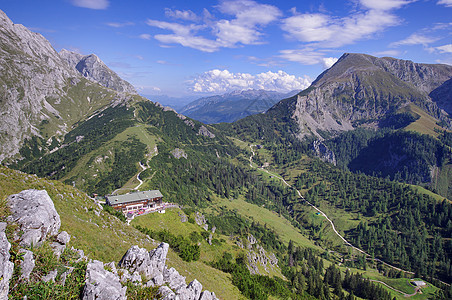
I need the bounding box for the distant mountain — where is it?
[180,89,300,124]
[225,53,452,196]
[268,53,452,140]
[59,49,137,94]
[142,94,196,111]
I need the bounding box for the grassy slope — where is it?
[400,104,443,138]
[131,208,249,299]
[0,166,241,299]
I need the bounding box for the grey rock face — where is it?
[199,291,218,300]
[171,148,188,159]
[50,242,66,257]
[197,126,215,138]
[274,53,452,140]
[19,249,35,280]
[7,189,61,247]
[312,140,336,166]
[119,242,169,281]
[159,286,176,300]
[82,260,126,300]
[0,222,14,300]
[163,267,187,290]
[59,50,136,94]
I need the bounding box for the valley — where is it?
[0,7,451,300]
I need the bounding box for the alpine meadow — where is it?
[0,1,451,300]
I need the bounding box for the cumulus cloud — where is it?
[281,9,400,48]
[391,33,438,47]
[71,0,109,10]
[359,0,414,11]
[279,48,338,68]
[145,0,281,52]
[190,69,311,93]
[437,0,452,7]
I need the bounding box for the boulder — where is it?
[19,249,35,280]
[118,245,151,277]
[0,222,13,300]
[7,189,61,247]
[118,242,169,281]
[56,231,70,245]
[82,260,126,300]
[199,291,218,300]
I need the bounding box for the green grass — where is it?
[207,195,323,251]
[401,104,444,138]
[0,166,247,299]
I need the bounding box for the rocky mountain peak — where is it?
[272,53,452,140]
[59,49,137,94]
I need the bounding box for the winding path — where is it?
[248,145,415,275]
[134,161,147,190]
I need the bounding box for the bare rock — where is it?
[163,267,186,290]
[56,231,70,245]
[7,189,61,247]
[19,249,35,280]
[199,291,219,300]
[159,286,176,300]
[118,242,169,281]
[82,260,126,300]
[0,222,13,300]
[51,242,66,257]
[178,212,188,223]
[171,148,187,159]
[198,125,215,138]
[42,269,58,283]
[312,140,336,166]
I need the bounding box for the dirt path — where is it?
[248,145,415,274]
[134,161,147,190]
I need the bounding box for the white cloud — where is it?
[165,8,199,21]
[139,34,152,40]
[322,57,339,68]
[190,69,311,93]
[71,0,109,10]
[145,0,281,52]
[279,48,338,68]
[372,50,400,56]
[106,22,134,28]
[391,33,438,47]
[429,44,452,54]
[282,9,400,48]
[437,0,452,7]
[359,0,414,11]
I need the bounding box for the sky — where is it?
[1,0,452,98]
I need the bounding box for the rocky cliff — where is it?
[59,49,137,94]
[0,9,136,163]
[269,53,452,140]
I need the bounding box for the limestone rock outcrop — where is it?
[82,260,127,300]
[0,222,14,300]
[7,189,61,247]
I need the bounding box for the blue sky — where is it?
[1,0,451,97]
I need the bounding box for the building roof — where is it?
[106,190,163,205]
[411,281,426,286]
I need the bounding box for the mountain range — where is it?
[180,89,300,124]
[0,8,451,300]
